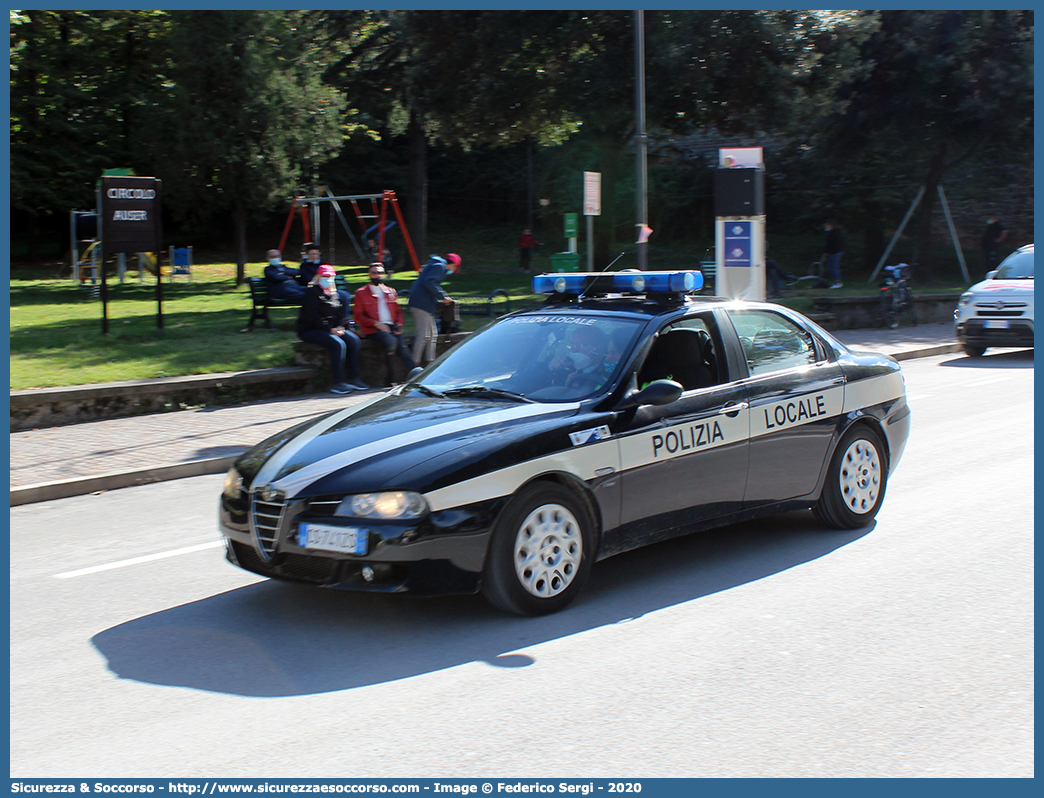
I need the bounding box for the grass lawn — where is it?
[9,230,970,390]
[8,256,548,390]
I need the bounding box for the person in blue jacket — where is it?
[263,249,305,300]
[408,253,461,366]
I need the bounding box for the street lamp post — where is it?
[634,10,649,270]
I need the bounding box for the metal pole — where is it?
[156,251,164,329]
[587,216,594,271]
[937,185,970,283]
[69,211,77,282]
[526,140,534,230]
[634,10,649,270]
[869,185,926,282]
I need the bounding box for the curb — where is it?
[10,454,241,507]
[9,343,962,507]
[886,343,962,362]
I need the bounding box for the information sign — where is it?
[583,171,601,216]
[563,213,579,238]
[100,176,163,255]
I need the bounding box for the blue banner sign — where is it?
[723,221,752,268]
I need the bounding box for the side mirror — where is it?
[614,379,683,410]
[406,366,424,380]
[986,270,998,279]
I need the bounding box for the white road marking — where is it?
[53,540,224,579]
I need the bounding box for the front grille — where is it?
[230,539,268,571]
[976,309,1025,318]
[251,496,287,557]
[279,553,340,584]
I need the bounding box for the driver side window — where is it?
[636,314,722,391]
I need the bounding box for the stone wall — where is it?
[11,333,472,431]
[812,293,961,330]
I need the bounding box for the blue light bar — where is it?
[532,270,703,296]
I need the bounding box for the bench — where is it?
[699,260,716,291]
[245,275,350,330]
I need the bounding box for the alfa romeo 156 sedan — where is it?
[220,270,910,615]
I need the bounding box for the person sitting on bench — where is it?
[354,264,417,386]
[263,249,305,301]
[298,265,367,395]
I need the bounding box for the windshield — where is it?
[994,250,1034,280]
[411,313,645,402]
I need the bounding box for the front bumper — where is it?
[219,493,502,596]
[955,317,1034,348]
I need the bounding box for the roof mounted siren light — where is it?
[532,270,703,298]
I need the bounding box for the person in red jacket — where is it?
[353,264,417,386]
[516,228,542,272]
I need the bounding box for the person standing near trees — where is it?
[408,253,461,366]
[981,214,1009,274]
[820,219,846,289]
[516,228,542,272]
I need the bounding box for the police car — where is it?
[954,244,1034,357]
[219,270,911,615]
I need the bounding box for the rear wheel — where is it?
[904,289,918,326]
[963,343,986,357]
[814,426,888,529]
[482,482,595,616]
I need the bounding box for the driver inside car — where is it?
[553,326,611,389]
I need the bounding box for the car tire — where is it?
[963,343,986,357]
[814,426,888,529]
[482,482,595,616]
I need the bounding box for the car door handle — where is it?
[718,402,749,417]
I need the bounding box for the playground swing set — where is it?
[278,188,421,272]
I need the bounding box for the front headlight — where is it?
[222,467,244,499]
[957,292,973,309]
[336,491,429,519]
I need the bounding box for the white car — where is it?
[955,244,1034,357]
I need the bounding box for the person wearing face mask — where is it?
[298,265,368,395]
[263,249,306,300]
[297,242,324,287]
[407,253,461,366]
[981,214,1009,275]
[353,264,416,386]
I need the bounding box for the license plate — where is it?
[297,523,367,554]
[984,319,1010,329]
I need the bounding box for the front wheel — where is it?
[482,482,595,616]
[963,343,986,357]
[814,426,888,529]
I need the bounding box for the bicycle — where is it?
[879,263,918,329]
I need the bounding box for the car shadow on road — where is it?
[937,349,1034,368]
[92,512,872,697]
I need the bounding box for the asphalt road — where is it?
[10,349,1034,778]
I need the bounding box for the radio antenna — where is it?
[578,251,627,301]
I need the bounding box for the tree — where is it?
[314,10,584,258]
[812,10,1034,275]
[10,10,171,261]
[155,11,346,283]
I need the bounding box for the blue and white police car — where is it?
[220,270,911,615]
